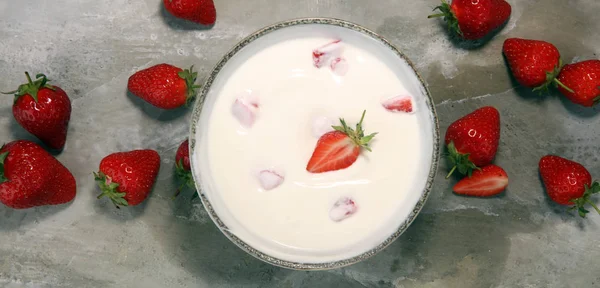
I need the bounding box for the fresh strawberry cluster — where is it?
[0,0,216,209]
[0,62,203,208]
[1,74,77,209]
[503,38,600,106]
[0,66,202,209]
[445,107,600,218]
[429,0,599,106]
[444,107,508,197]
[430,1,600,217]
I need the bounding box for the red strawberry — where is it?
[0,140,76,209]
[95,150,161,207]
[445,106,500,178]
[173,139,196,199]
[502,38,573,92]
[2,72,71,150]
[176,139,191,171]
[539,155,600,218]
[428,0,512,40]
[306,110,377,173]
[127,64,201,110]
[163,0,216,26]
[556,60,600,107]
[381,96,414,113]
[453,165,508,197]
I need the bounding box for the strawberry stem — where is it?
[553,78,574,93]
[171,184,184,200]
[586,200,600,215]
[427,13,445,18]
[3,72,55,103]
[25,72,34,86]
[446,166,457,179]
[332,110,378,152]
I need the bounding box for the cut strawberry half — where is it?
[453,165,508,197]
[382,96,414,113]
[306,110,377,173]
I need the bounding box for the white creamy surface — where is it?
[194,26,435,264]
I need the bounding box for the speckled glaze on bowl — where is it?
[189,18,440,270]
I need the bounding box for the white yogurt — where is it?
[194,28,435,264]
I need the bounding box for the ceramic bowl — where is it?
[189,18,440,270]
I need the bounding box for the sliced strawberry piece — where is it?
[306,110,377,173]
[453,165,508,197]
[382,96,414,113]
[232,99,255,128]
[313,40,343,68]
[258,170,284,191]
[330,57,349,76]
[231,91,260,128]
[329,197,357,222]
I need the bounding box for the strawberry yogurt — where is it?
[193,29,435,264]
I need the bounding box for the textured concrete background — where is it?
[1,0,600,287]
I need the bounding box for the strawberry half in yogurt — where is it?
[306,110,377,173]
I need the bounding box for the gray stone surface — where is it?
[1,0,600,287]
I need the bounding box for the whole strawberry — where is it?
[445,106,500,178]
[128,64,201,109]
[95,150,161,207]
[428,0,511,40]
[0,140,76,209]
[307,110,377,173]
[503,38,573,92]
[539,155,600,218]
[163,0,216,26]
[556,60,600,107]
[173,139,197,199]
[2,72,71,150]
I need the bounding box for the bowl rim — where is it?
[188,17,440,271]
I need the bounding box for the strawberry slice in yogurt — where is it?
[312,40,343,68]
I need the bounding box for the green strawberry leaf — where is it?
[94,171,129,208]
[2,72,55,103]
[0,151,9,184]
[570,182,600,218]
[172,159,197,201]
[445,141,479,179]
[332,110,377,152]
[427,0,463,38]
[178,66,202,107]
